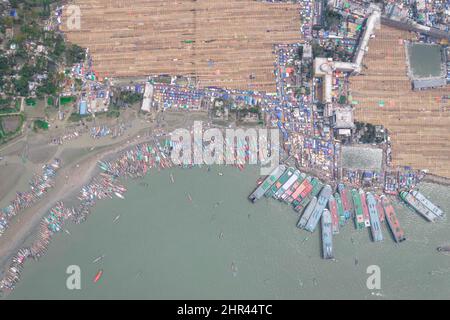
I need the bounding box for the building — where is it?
[352,9,380,74]
[313,10,380,105]
[313,0,323,27]
[412,78,447,90]
[314,57,357,104]
[303,44,313,60]
[79,101,87,115]
[332,107,355,136]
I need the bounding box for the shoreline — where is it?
[0,130,158,274]
[1,119,450,293]
[3,130,450,273]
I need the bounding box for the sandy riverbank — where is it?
[0,109,212,277]
[0,164,25,202]
[0,130,158,273]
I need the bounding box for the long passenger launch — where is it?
[294,178,323,213]
[334,193,346,226]
[400,190,444,222]
[264,167,295,198]
[327,195,339,234]
[375,195,385,223]
[297,196,317,228]
[248,165,286,202]
[321,209,334,259]
[274,169,301,199]
[280,173,306,202]
[366,193,383,242]
[338,183,353,221]
[359,189,371,227]
[410,190,444,219]
[304,185,332,232]
[351,189,365,230]
[381,196,406,243]
[285,176,311,204]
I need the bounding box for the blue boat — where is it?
[304,185,332,232]
[366,193,383,242]
[321,209,334,259]
[297,196,317,229]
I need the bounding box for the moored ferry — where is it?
[281,174,306,202]
[321,209,334,260]
[375,194,385,223]
[297,196,317,229]
[351,189,365,230]
[294,179,323,213]
[285,176,311,204]
[399,190,443,222]
[359,189,371,227]
[274,170,302,199]
[305,185,332,233]
[327,195,339,234]
[264,167,295,198]
[366,193,383,242]
[410,190,444,219]
[248,165,286,202]
[334,193,346,226]
[381,195,406,243]
[338,183,353,221]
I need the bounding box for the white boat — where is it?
[115,192,125,199]
[92,254,105,264]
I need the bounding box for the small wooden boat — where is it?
[93,269,103,283]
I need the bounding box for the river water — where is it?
[7,165,450,299]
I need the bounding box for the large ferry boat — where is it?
[338,183,353,221]
[334,193,346,226]
[297,196,317,229]
[294,179,323,213]
[285,176,311,204]
[327,195,340,234]
[248,165,286,202]
[351,189,365,230]
[366,193,383,242]
[304,185,332,232]
[359,189,371,227]
[321,209,334,260]
[274,170,302,199]
[410,190,444,219]
[381,195,406,243]
[280,174,306,202]
[375,194,385,223]
[264,167,295,198]
[399,190,443,222]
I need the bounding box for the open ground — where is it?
[350,25,450,178]
[62,0,301,92]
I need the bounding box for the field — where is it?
[62,0,301,92]
[0,115,22,134]
[350,25,450,178]
[341,146,383,171]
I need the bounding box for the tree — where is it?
[0,56,10,74]
[324,8,343,31]
[13,77,29,96]
[66,44,85,65]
